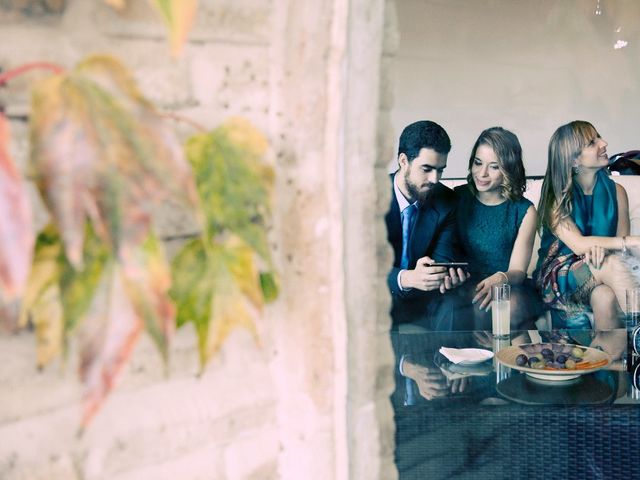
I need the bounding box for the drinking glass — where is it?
[491,284,511,338]
[626,288,640,330]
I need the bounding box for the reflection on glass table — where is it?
[391,328,640,480]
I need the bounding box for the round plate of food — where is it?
[495,343,611,381]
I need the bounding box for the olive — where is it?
[556,354,567,364]
[528,357,540,366]
[515,354,528,366]
[565,359,576,369]
[541,348,554,359]
[572,347,584,359]
[532,362,545,369]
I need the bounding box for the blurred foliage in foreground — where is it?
[0,54,277,428]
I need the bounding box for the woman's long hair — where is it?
[537,120,599,232]
[466,127,526,201]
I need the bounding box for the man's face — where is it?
[399,148,447,206]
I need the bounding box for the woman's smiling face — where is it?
[471,144,503,193]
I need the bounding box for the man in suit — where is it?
[386,120,469,329]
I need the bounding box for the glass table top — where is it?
[391,328,640,479]
[391,328,640,408]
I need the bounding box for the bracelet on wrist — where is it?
[496,271,509,284]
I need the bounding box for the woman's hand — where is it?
[583,245,606,270]
[473,272,506,311]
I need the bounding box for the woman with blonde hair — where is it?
[535,120,639,330]
[455,127,542,329]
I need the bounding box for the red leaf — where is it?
[30,55,200,268]
[79,265,142,427]
[0,114,34,299]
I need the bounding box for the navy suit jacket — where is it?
[385,175,461,324]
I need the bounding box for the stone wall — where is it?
[0,0,397,478]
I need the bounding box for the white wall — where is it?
[392,0,640,178]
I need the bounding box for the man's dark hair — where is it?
[398,120,451,161]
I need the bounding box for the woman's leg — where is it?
[589,284,624,329]
[589,254,640,315]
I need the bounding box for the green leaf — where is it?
[259,271,279,303]
[185,118,274,262]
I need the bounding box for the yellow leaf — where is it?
[18,233,64,367]
[203,236,262,362]
[19,230,62,329]
[220,117,270,159]
[31,284,64,368]
[206,284,259,360]
[149,0,198,57]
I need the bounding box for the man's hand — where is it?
[400,256,469,293]
[403,359,468,400]
[399,256,470,293]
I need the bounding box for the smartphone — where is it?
[430,262,469,268]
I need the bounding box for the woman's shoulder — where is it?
[453,184,472,199]
[513,195,534,210]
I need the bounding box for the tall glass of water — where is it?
[625,288,640,369]
[492,284,511,338]
[626,288,640,330]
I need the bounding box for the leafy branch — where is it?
[0,54,277,428]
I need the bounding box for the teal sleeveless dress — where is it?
[454,185,541,329]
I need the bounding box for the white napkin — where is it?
[439,347,494,365]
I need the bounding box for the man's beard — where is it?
[404,172,434,208]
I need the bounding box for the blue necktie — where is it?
[400,204,417,269]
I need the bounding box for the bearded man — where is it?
[386,120,469,329]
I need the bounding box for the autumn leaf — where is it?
[19,227,64,366]
[79,263,142,428]
[120,233,175,364]
[29,54,200,268]
[20,224,110,366]
[0,113,34,300]
[185,118,274,260]
[150,0,198,57]
[171,235,263,366]
[171,118,278,366]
